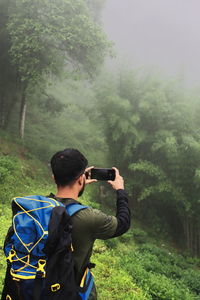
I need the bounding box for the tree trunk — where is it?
[183,215,191,252]
[4,96,17,129]
[193,225,198,256]
[19,89,27,139]
[0,93,5,128]
[194,219,200,256]
[198,226,200,256]
[183,215,200,256]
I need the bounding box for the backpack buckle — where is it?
[7,249,16,263]
[51,283,60,292]
[36,259,46,278]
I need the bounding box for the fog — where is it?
[103,0,200,86]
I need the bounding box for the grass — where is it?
[0,137,200,299]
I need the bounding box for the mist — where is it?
[1,1,200,298]
[103,0,200,86]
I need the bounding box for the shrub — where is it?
[92,247,148,300]
[0,155,19,183]
[181,269,200,294]
[118,245,200,299]
[131,228,148,244]
[0,204,11,296]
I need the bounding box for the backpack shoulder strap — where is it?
[66,203,88,216]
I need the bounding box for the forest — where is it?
[1,0,200,299]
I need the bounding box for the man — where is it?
[49,148,131,299]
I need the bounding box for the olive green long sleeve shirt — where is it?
[49,194,118,283]
[49,189,130,300]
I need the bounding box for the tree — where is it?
[23,78,107,165]
[95,70,200,255]
[2,0,110,138]
[0,0,20,129]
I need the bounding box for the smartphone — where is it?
[90,168,116,181]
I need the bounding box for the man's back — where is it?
[51,187,130,300]
[51,196,118,282]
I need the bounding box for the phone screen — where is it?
[90,168,115,181]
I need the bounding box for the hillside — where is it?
[0,138,200,300]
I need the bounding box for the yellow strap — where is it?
[12,277,20,281]
[51,283,60,292]
[13,197,53,253]
[10,269,36,280]
[10,253,37,272]
[7,250,16,263]
[6,295,12,300]
[36,259,46,277]
[80,268,89,288]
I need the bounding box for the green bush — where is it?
[146,272,194,300]
[1,140,200,300]
[92,245,148,300]
[0,155,19,183]
[130,228,148,244]
[104,238,119,249]
[0,204,11,295]
[181,269,200,294]
[119,245,200,300]
[122,256,195,299]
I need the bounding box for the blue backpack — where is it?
[3,195,94,300]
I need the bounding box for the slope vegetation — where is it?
[0,138,200,299]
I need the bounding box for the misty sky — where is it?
[103,0,200,86]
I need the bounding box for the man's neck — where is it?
[56,187,78,200]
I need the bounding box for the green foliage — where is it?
[119,243,200,300]
[7,0,110,84]
[129,161,177,202]
[0,155,18,183]
[0,204,11,295]
[91,233,200,300]
[22,79,108,164]
[0,0,20,129]
[180,269,200,294]
[92,241,147,300]
[1,138,200,299]
[129,228,148,244]
[0,155,23,203]
[0,149,51,204]
[0,0,110,138]
[94,70,200,255]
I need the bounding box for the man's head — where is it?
[50,148,88,193]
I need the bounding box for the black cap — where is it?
[50,148,88,186]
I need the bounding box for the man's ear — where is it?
[52,174,55,182]
[78,174,84,185]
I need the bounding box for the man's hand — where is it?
[85,166,97,185]
[108,167,124,190]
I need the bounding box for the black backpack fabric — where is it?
[43,205,81,300]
